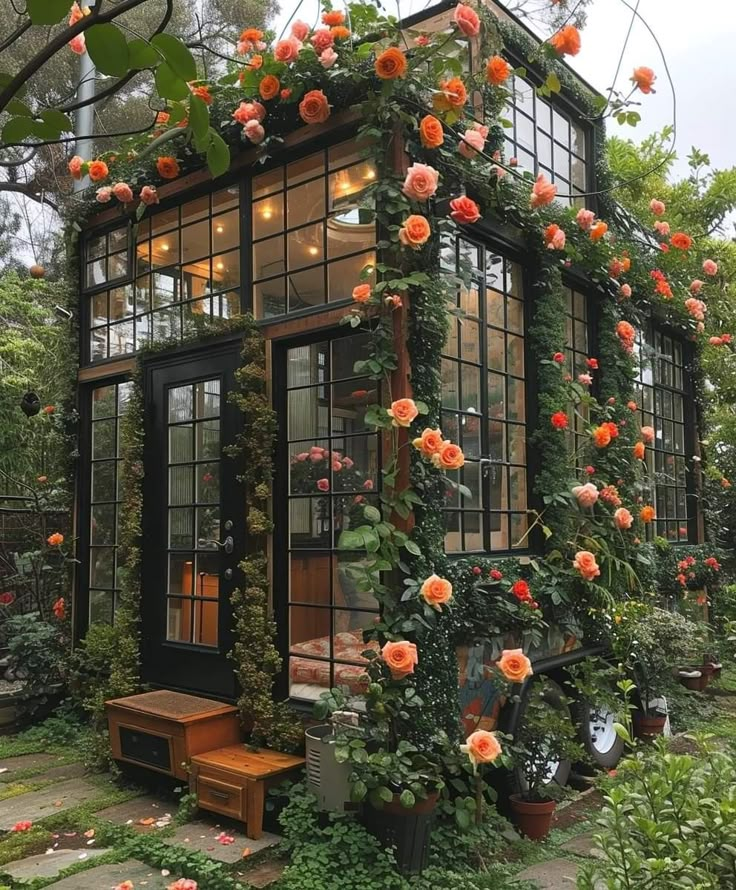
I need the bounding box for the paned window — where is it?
[633,327,690,541]
[88,381,131,624]
[440,236,528,552]
[252,143,377,318]
[504,74,588,207]
[564,285,591,455]
[285,332,381,701]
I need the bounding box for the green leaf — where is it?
[206,132,230,178]
[155,63,190,101]
[86,24,130,78]
[39,109,73,134]
[2,117,34,145]
[128,38,161,70]
[6,99,33,117]
[378,785,393,803]
[363,505,381,523]
[545,71,561,94]
[26,0,70,25]
[151,34,197,82]
[404,540,421,556]
[350,780,368,802]
[399,789,416,808]
[189,94,209,141]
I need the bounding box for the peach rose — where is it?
[244,120,265,143]
[352,283,372,303]
[433,441,465,470]
[549,24,581,56]
[168,880,198,890]
[156,156,180,179]
[232,101,266,124]
[631,66,656,94]
[432,76,467,111]
[319,47,338,68]
[259,74,280,100]
[614,507,633,530]
[449,196,481,224]
[291,19,310,41]
[497,648,533,683]
[640,505,655,523]
[68,155,84,179]
[412,428,444,456]
[112,182,133,203]
[398,214,431,249]
[632,441,645,460]
[458,124,487,158]
[310,28,334,53]
[387,397,419,428]
[463,730,502,767]
[530,172,556,208]
[274,37,301,63]
[576,208,595,230]
[375,46,408,80]
[703,259,718,276]
[572,482,599,509]
[402,163,439,202]
[573,550,600,581]
[592,426,612,448]
[419,114,444,149]
[299,89,330,125]
[420,574,453,609]
[88,160,109,182]
[96,187,112,203]
[486,55,511,85]
[649,198,665,216]
[140,185,159,205]
[590,220,608,242]
[453,3,480,36]
[381,640,418,679]
[640,425,655,444]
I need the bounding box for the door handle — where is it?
[197,536,234,554]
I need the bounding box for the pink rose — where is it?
[319,47,338,68]
[139,185,159,205]
[232,101,266,124]
[614,507,634,530]
[342,456,354,468]
[641,425,655,444]
[332,460,342,472]
[458,124,487,158]
[703,259,718,276]
[573,550,601,582]
[578,373,592,385]
[401,162,439,202]
[244,120,265,143]
[649,198,665,215]
[316,478,330,492]
[453,3,480,36]
[530,172,557,208]
[685,297,706,321]
[291,19,310,41]
[689,279,704,294]
[68,155,84,179]
[96,186,113,203]
[295,452,309,461]
[310,28,334,53]
[363,479,374,491]
[274,37,301,63]
[576,208,595,230]
[572,482,599,509]
[653,220,670,236]
[112,182,134,203]
[619,283,632,299]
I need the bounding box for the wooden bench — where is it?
[190,745,305,839]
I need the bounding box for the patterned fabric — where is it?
[289,631,378,692]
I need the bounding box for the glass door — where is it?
[141,341,243,698]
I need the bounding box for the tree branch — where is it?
[0,181,58,212]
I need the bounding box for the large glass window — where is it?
[440,236,528,553]
[633,327,690,542]
[564,284,591,456]
[252,143,377,318]
[504,74,588,207]
[88,381,131,624]
[285,332,381,701]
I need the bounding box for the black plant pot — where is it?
[20,392,41,417]
[361,793,437,875]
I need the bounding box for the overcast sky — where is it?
[273,0,736,179]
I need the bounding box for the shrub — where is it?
[67,622,119,716]
[6,614,66,721]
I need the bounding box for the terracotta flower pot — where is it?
[509,794,557,840]
[699,663,716,685]
[633,712,666,738]
[678,672,705,692]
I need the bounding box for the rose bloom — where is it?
[592,426,611,448]
[398,214,431,249]
[232,100,266,124]
[530,172,557,208]
[412,427,444,456]
[572,482,599,509]
[375,46,408,79]
[432,76,467,111]
[299,90,330,125]
[139,185,159,206]
[385,293,402,309]
[578,372,592,385]
[490,568,503,580]
[419,114,444,149]
[387,397,419,428]
[331,25,350,39]
[550,411,569,430]
[352,283,371,303]
[710,336,725,346]
[453,3,480,36]
[553,352,565,363]
[602,421,619,440]
[497,648,533,683]
[114,883,134,890]
[640,425,655,444]
[649,198,665,215]
[576,208,595,230]
[420,574,453,609]
[274,37,301,63]
[402,163,439,202]
[614,507,634,530]
[53,597,66,620]
[322,9,345,25]
[486,55,511,85]
[96,187,113,203]
[640,505,656,523]
[449,196,481,224]
[291,19,310,40]
[463,730,502,766]
[433,441,465,470]
[549,24,581,56]
[703,259,718,276]
[244,120,265,143]
[685,297,706,321]
[511,579,531,601]
[632,441,646,460]
[586,357,599,370]
[381,640,418,679]
[112,182,133,203]
[573,550,600,581]
[458,124,488,158]
[616,319,635,343]
[259,74,280,100]
[316,478,330,492]
[319,47,338,68]
[590,220,608,241]
[88,160,109,182]
[632,66,656,94]
[68,155,84,179]
[69,33,86,54]
[653,220,670,237]
[619,283,632,299]
[156,156,180,179]
[545,223,566,250]
[0,591,16,606]
[310,28,334,53]
[168,880,199,890]
[689,279,704,295]
[671,231,692,250]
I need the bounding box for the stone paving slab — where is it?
[3,846,109,879]
[94,794,174,831]
[0,753,58,776]
[515,858,579,889]
[163,819,280,863]
[561,830,605,860]
[239,860,286,888]
[47,858,179,889]
[0,778,102,830]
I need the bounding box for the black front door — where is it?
[141,339,243,699]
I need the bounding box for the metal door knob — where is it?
[197,535,234,554]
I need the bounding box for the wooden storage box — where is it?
[106,690,240,780]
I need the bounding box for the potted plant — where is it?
[508,684,584,840]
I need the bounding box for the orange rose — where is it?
[381,640,418,679]
[330,26,351,40]
[433,441,465,470]
[259,74,280,101]
[398,214,431,250]
[156,156,180,179]
[486,55,511,85]
[374,46,408,80]
[671,232,693,251]
[47,532,64,546]
[632,441,645,460]
[549,24,581,56]
[592,426,612,448]
[387,398,419,428]
[463,730,502,766]
[322,9,345,26]
[631,66,656,94]
[420,574,453,610]
[191,85,213,104]
[590,221,608,242]
[573,550,600,581]
[433,77,467,112]
[419,114,444,149]
[352,283,372,303]
[412,428,444,456]
[88,160,109,182]
[497,648,533,683]
[299,89,330,125]
[640,505,655,523]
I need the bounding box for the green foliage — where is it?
[67,622,120,718]
[578,738,736,889]
[5,614,66,721]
